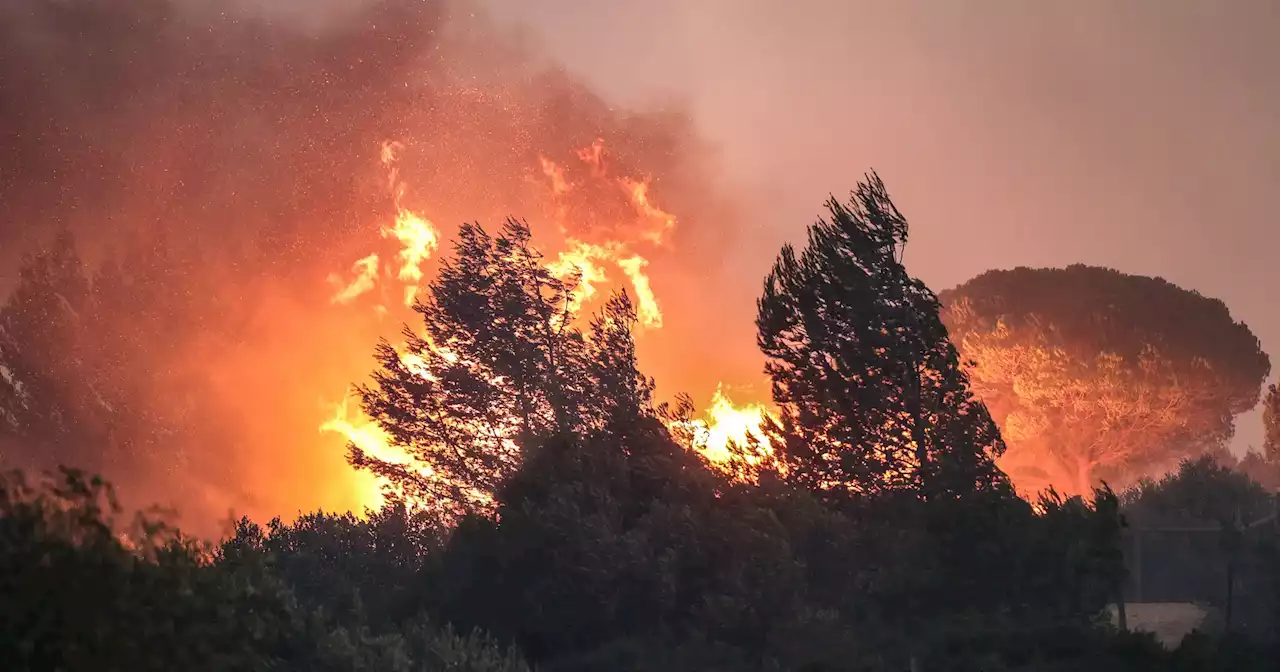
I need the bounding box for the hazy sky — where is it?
[481,0,1280,451]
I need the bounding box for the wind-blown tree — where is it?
[940,265,1271,495]
[355,218,654,517]
[753,176,1134,670]
[756,172,1009,502]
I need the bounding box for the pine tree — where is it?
[756,173,1008,503]
[355,219,653,516]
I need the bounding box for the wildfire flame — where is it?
[328,254,380,305]
[328,141,441,308]
[319,396,410,511]
[615,255,661,329]
[536,137,675,329]
[322,138,771,511]
[621,178,677,246]
[545,240,612,312]
[680,384,776,464]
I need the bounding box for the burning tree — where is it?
[940,265,1271,495]
[755,173,1008,502]
[354,219,654,517]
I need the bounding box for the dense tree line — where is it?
[3,176,1279,670]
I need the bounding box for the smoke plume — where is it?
[0,0,740,534]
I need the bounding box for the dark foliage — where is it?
[1121,456,1280,642]
[2,195,1277,671]
[756,173,1009,504]
[0,467,528,671]
[355,219,656,518]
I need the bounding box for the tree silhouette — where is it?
[941,265,1271,495]
[756,172,1008,503]
[355,219,653,516]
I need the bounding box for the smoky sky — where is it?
[483,0,1280,453]
[0,0,729,275]
[2,0,1276,527]
[0,0,739,530]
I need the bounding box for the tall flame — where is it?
[615,255,662,329]
[621,178,677,246]
[545,240,613,312]
[323,137,754,512]
[327,142,441,308]
[537,139,671,330]
[380,141,439,306]
[318,396,413,511]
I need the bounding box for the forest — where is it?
[2,175,1279,671]
[3,1,1280,670]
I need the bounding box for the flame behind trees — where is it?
[755,173,1009,502]
[941,266,1271,496]
[538,138,675,329]
[325,137,771,511]
[353,220,657,515]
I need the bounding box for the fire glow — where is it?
[321,138,774,510]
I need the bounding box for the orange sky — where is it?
[1,0,1276,526]
[479,0,1280,454]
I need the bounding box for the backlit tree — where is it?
[355,219,653,516]
[941,265,1271,495]
[756,173,1008,503]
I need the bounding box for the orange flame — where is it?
[380,141,439,306]
[621,177,677,246]
[537,140,670,328]
[324,137,697,512]
[328,253,380,305]
[319,396,416,510]
[683,384,775,464]
[546,240,612,314]
[383,208,438,306]
[616,255,662,329]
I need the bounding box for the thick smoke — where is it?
[0,0,739,534]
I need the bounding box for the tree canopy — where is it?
[354,218,655,517]
[756,172,1009,503]
[940,265,1271,495]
